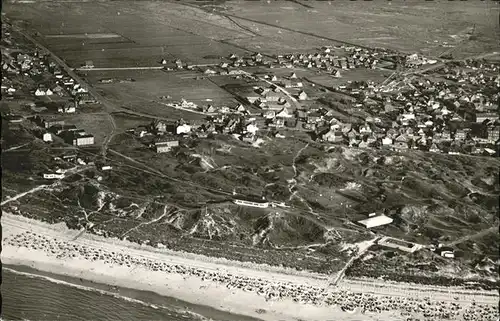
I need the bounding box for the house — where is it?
[264,91,282,102]
[175,59,183,69]
[454,129,468,140]
[298,91,308,101]
[42,132,52,142]
[282,80,303,88]
[263,110,276,119]
[246,123,258,134]
[487,127,500,142]
[76,92,96,104]
[394,135,409,150]
[429,143,440,153]
[276,107,293,118]
[83,60,94,69]
[235,104,247,114]
[44,119,65,129]
[132,125,149,138]
[436,246,455,259]
[204,105,217,113]
[176,124,191,135]
[306,112,322,124]
[322,129,344,143]
[203,68,217,75]
[155,138,179,153]
[382,136,393,146]
[359,124,372,135]
[58,103,76,114]
[269,117,285,128]
[152,120,167,133]
[35,88,46,96]
[247,95,260,104]
[43,173,65,180]
[241,133,256,143]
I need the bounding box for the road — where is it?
[328,237,379,287]
[1,185,49,207]
[445,226,499,247]
[75,66,164,71]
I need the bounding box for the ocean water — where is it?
[2,266,261,321]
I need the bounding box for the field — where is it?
[81,69,237,119]
[219,0,499,58]
[5,1,251,68]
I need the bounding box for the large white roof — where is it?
[358,215,393,228]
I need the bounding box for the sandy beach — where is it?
[2,212,498,321]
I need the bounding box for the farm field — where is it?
[217,0,499,58]
[86,70,237,104]
[4,1,252,68]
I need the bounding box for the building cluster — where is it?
[1,23,96,114]
[310,64,499,156]
[29,116,95,147]
[272,45,389,73]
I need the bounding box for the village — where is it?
[3,18,499,162]
[2,2,499,320]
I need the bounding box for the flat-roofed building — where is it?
[358,214,393,228]
[155,138,179,153]
[72,132,95,146]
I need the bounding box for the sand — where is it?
[2,212,498,321]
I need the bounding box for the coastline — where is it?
[2,212,498,321]
[3,265,260,321]
[1,212,363,321]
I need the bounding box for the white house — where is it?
[176,124,192,135]
[298,91,308,101]
[382,137,393,146]
[276,107,292,118]
[35,88,46,96]
[42,133,52,142]
[246,123,258,135]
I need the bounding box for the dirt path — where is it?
[444,226,499,247]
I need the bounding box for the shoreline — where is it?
[2,212,499,321]
[3,265,260,321]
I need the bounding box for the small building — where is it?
[152,120,167,133]
[322,129,343,143]
[43,173,65,180]
[76,92,96,104]
[42,132,52,142]
[358,214,393,228]
[487,127,500,142]
[71,132,95,146]
[298,91,308,101]
[83,60,94,69]
[176,124,191,135]
[155,138,179,153]
[44,119,65,129]
[436,246,455,259]
[233,199,269,208]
